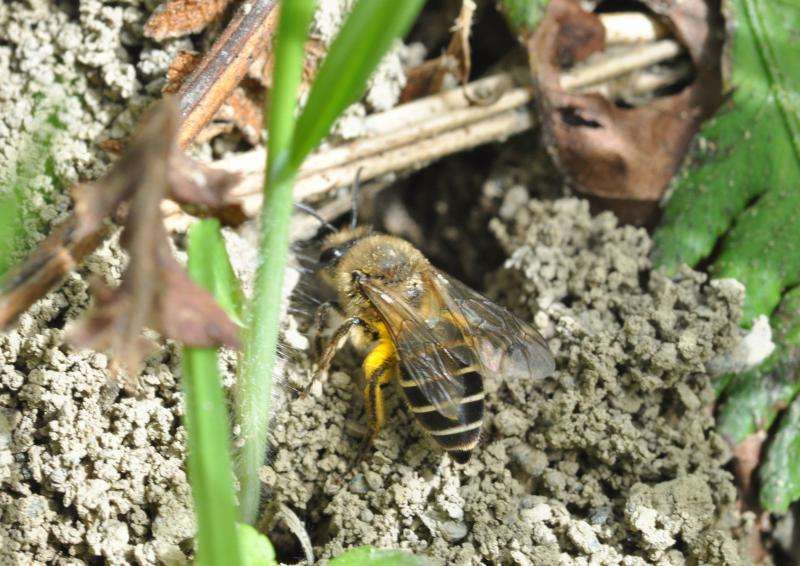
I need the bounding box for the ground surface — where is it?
[0,1,756,565]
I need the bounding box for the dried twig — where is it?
[177,0,279,148]
[598,12,668,44]
[560,39,684,91]
[165,26,691,229]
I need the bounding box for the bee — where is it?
[313,226,555,464]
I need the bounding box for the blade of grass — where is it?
[236,0,317,524]
[185,219,244,565]
[290,0,426,169]
[236,0,426,525]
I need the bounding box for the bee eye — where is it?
[319,246,344,266]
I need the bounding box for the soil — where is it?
[0,1,758,565]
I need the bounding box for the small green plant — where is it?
[185,219,251,565]
[236,0,426,524]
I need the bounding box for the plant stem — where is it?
[182,347,243,566]
[185,218,243,565]
[236,0,316,525]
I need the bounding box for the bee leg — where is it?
[350,361,395,469]
[305,315,363,396]
[310,301,344,358]
[350,337,398,463]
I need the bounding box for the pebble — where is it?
[439,520,468,542]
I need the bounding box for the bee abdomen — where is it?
[400,365,484,463]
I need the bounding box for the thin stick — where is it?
[234,107,533,213]
[560,39,684,91]
[164,35,690,231]
[578,60,693,98]
[177,0,279,148]
[598,12,668,45]
[198,82,531,203]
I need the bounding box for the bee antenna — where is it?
[294,202,337,233]
[350,167,363,230]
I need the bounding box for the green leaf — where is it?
[760,392,800,513]
[185,219,243,566]
[716,285,800,443]
[652,0,800,325]
[329,546,429,566]
[186,218,244,326]
[290,0,426,170]
[497,0,550,33]
[237,524,277,566]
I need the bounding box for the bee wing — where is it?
[358,277,469,421]
[429,270,556,381]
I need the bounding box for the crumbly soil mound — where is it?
[264,197,751,564]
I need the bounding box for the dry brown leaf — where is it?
[164,50,203,94]
[255,37,326,92]
[400,0,476,102]
[215,84,264,145]
[144,0,233,40]
[528,0,723,226]
[69,99,240,389]
[168,152,247,225]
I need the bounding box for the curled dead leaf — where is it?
[400,0,476,102]
[67,99,241,389]
[528,0,723,226]
[168,152,247,226]
[144,0,233,40]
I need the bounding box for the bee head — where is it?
[318,226,372,270]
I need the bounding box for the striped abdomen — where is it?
[398,336,485,464]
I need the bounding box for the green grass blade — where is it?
[236,0,317,524]
[290,0,426,169]
[185,219,244,566]
[237,0,426,525]
[186,219,245,326]
[329,546,429,566]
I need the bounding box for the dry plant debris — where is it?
[401,0,476,102]
[144,0,234,40]
[527,0,724,225]
[70,100,241,385]
[3,100,242,388]
[164,50,265,145]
